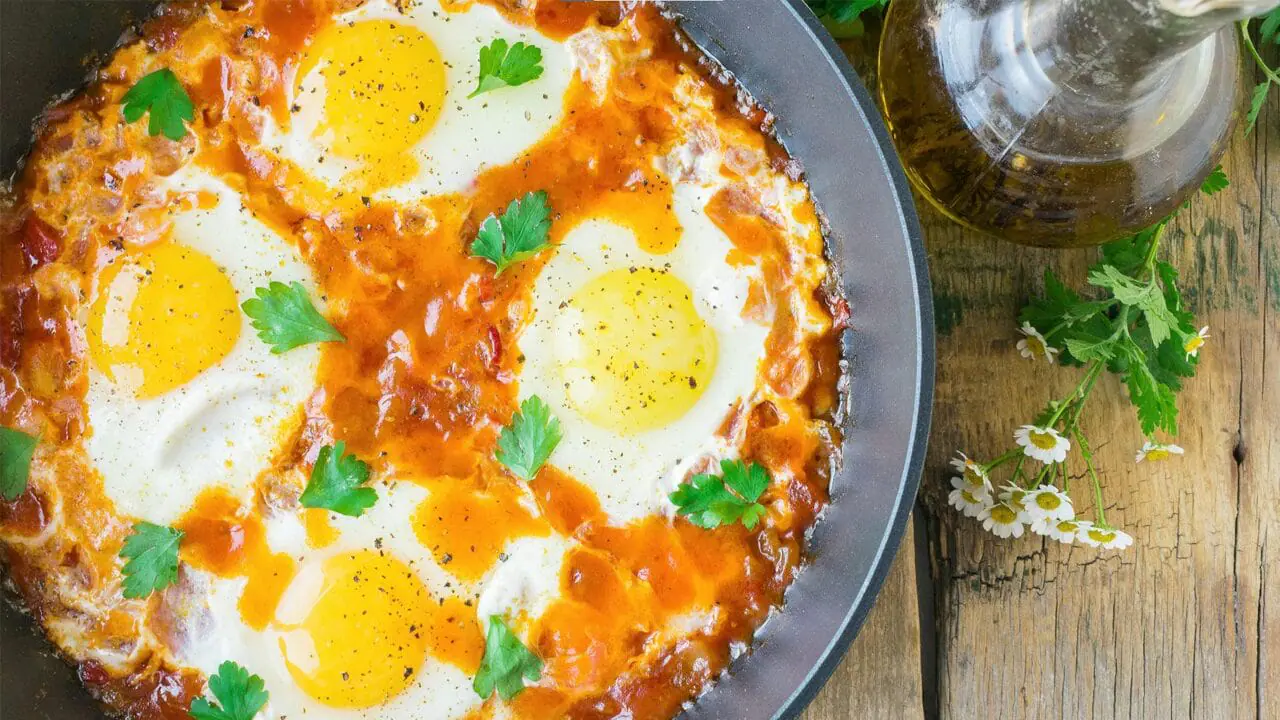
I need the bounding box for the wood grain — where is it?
[802,517,925,720]
[914,64,1280,720]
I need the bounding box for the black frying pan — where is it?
[0,1,934,717]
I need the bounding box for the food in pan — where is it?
[0,0,845,717]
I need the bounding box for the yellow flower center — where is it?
[1029,430,1059,450]
[990,504,1018,524]
[1026,336,1046,357]
[963,466,985,487]
[1146,448,1171,462]
[1184,336,1205,354]
[1034,492,1062,511]
[1056,521,1077,533]
[1086,528,1115,544]
[961,490,979,504]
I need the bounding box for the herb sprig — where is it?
[469,191,554,274]
[1242,12,1280,134]
[121,68,195,141]
[670,459,771,530]
[300,441,377,517]
[0,426,37,502]
[473,616,543,701]
[189,661,270,720]
[470,39,544,98]
[119,522,184,599]
[241,281,345,354]
[495,395,562,480]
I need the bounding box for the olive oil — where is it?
[877,0,1264,248]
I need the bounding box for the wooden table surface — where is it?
[799,36,1280,720]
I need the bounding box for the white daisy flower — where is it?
[979,502,1024,539]
[1014,425,1071,464]
[948,477,990,518]
[997,484,1033,523]
[1135,441,1185,463]
[1023,485,1074,522]
[1035,518,1080,544]
[1073,522,1133,549]
[949,452,992,494]
[1016,322,1059,364]
[1184,326,1209,360]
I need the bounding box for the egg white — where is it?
[85,168,320,526]
[265,0,575,202]
[517,176,771,524]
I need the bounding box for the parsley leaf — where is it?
[189,661,269,720]
[241,281,345,353]
[121,68,195,141]
[0,426,38,502]
[670,459,771,530]
[473,616,543,700]
[495,395,562,480]
[469,39,544,98]
[1200,166,1230,196]
[469,191,554,274]
[807,0,888,25]
[1260,8,1280,44]
[300,441,376,517]
[118,522,184,599]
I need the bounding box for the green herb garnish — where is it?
[119,522,184,599]
[300,441,376,517]
[469,191,554,274]
[0,426,37,502]
[473,616,543,701]
[670,459,771,530]
[495,395,562,480]
[121,68,195,141]
[242,281,345,353]
[189,661,269,720]
[469,39,544,98]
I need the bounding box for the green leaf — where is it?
[0,426,38,502]
[189,661,269,720]
[118,522,183,599]
[473,616,543,701]
[670,459,771,530]
[300,441,376,517]
[1260,8,1280,45]
[1123,356,1179,436]
[241,281,345,353]
[1247,81,1270,136]
[469,191,554,274]
[469,39,544,98]
[1200,166,1229,196]
[807,0,888,24]
[495,395,562,480]
[1063,333,1116,363]
[121,68,194,141]
[1100,223,1163,276]
[1019,269,1079,332]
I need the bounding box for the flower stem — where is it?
[1072,428,1108,528]
[983,448,1023,471]
[1141,223,1166,276]
[1242,21,1280,85]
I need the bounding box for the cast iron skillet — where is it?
[0,1,934,717]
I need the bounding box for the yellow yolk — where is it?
[87,242,240,398]
[279,551,432,709]
[299,19,446,192]
[560,268,716,434]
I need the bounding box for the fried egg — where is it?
[84,169,321,525]
[266,0,574,201]
[178,482,487,719]
[517,177,772,523]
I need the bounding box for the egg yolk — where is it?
[86,242,240,398]
[279,551,432,708]
[558,267,716,434]
[299,19,446,192]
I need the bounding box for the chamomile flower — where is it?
[979,502,1024,538]
[1036,518,1080,544]
[949,452,993,495]
[949,477,990,518]
[998,484,1033,523]
[1014,425,1071,464]
[1023,485,1074,522]
[1135,441,1185,463]
[1017,322,1059,364]
[1184,326,1209,360]
[1074,522,1134,550]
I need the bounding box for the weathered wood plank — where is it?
[918,65,1280,720]
[802,517,925,720]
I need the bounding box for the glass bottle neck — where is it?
[1031,0,1273,98]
